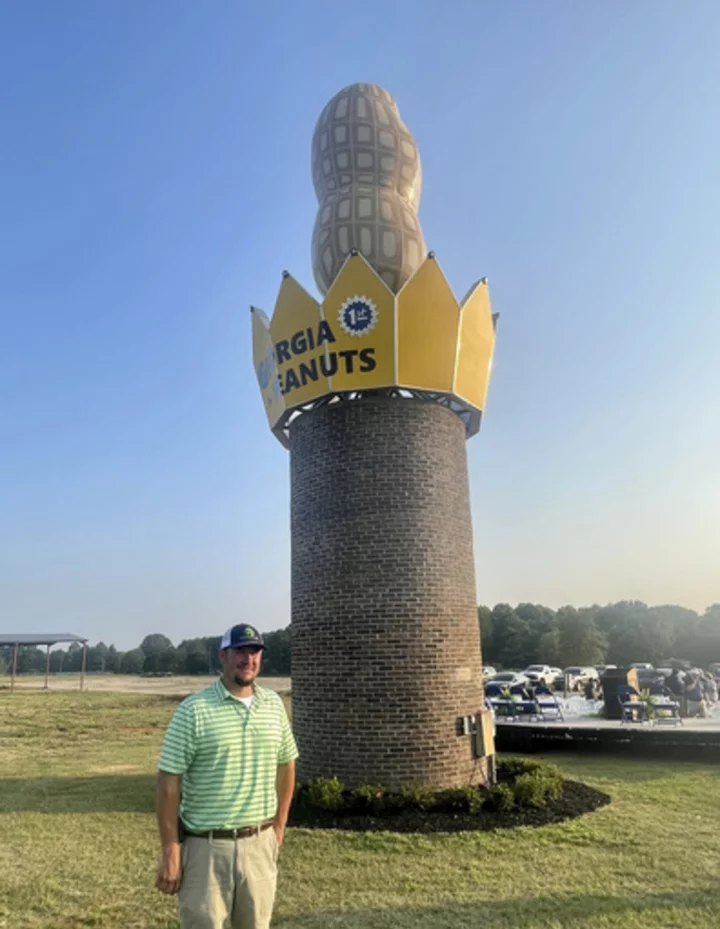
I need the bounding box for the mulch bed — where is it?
[287,780,611,834]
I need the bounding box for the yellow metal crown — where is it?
[252,252,496,446]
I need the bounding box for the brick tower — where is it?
[251,84,496,789]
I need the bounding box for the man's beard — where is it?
[234,670,257,686]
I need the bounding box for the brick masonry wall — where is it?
[289,397,488,789]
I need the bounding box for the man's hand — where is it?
[274,759,295,849]
[155,772,182,893]
[272,818,285,847]
[155,843,182,895]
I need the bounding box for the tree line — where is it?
[479,601,720,670]
[0,629,291,677]
[3,601,719,678]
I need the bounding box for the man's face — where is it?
[219,645,263,688]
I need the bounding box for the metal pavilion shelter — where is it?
[0,633,88,692]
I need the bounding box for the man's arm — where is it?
[155,771,183,895]
[273,760,295,846]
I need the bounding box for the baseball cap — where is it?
[220,624,265,650]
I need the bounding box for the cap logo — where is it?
[244,627,256,638]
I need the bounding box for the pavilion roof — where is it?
[0,633,87,647]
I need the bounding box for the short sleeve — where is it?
[277,701,299,764]
[158,700,197,775]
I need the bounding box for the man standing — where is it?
[155,624,297,929]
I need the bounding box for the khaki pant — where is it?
[178,829,279,929]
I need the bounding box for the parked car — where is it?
[630,662,654,671]
[482,666,497,679]
[659,658,691,671]
[636,668,665,688]
[553,666,598,691]
[594,664,617,676]
[489,671,529,688]
[523,664,554,685]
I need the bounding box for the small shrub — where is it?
[499,758,546,779]
[304,776,344,811]
[348,784,388,813]
[488,783,515,811]
[434,786,485,814]
[512,769,563,808]
[397,784,436,812]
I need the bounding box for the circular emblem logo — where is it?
[338,295,378,337]
[257,349,274,390]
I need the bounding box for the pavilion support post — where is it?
[11,643,18,694]
[45,645,51,690]
[79,642,87,691]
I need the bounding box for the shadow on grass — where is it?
[531,753,720,784]
[0,775,155,813]
[277,888,720,928]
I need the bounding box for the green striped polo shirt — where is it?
[158,679,298,832]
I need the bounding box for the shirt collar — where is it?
[215,679,265,703]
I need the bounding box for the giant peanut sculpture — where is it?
[311,83,426,295]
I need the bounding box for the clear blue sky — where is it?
[2,1,719,650]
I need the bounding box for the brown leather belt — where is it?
[185,821,274,840]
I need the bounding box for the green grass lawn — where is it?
[1,691,719,929]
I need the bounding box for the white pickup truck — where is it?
[523,664,554,686]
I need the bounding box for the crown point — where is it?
[282,270,290,279]
[427,250,436,259]
[350,248,359,256]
